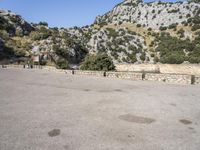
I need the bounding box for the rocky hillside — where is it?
[92,0,200,64]
[0,11,88,64]
[0,9,32,36]
[0,0,200,66]
[95,0,200,29]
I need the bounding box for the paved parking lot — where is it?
[0,68,200,150]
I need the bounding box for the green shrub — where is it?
[168,23,177,29]
[147,32,151,35]
[191,24,200,31]
[128,45,139,54]
[160,52,185,64]
[188,56,200,63]
[177,28,185,38]
[80,53,115,71]
[140,52,146,61]
[30,31,41,41]
[150,53,155,57]
[159,26,167,31]
[186,14,191,18]
[54,47,68,57]
[0,30,9,40]
[111,51,118,60]
[99,22,108,27]
[118,21,123,25]
[106,28,118,38]
[38,22,48,26]
[153,33,197,64]
[154,56,159,63]
[136,24,142,28]
[56,58,69,69]
[188,47,200,63]
[127,53,137,63]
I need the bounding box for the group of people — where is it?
[1,65,7,68]
[23,64,33,69]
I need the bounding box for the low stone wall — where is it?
[0,65,69,74]
[39,66,74,74]
[106,72,143,80]
[1,64,24,69]
[42,66,59,72]
[2,64,200,85]
[115,64,200,75]
[194,76,200,85]
[42,66,66,73]
[145,73,192,85]
[73,70,105,77]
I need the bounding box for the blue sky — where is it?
[0,0,177,28]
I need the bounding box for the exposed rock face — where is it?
[30,27,88,64]
[87,27,147,63]
[95,1,200,29]
[0,9,33,36]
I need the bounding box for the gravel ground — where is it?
[0,68,200,150]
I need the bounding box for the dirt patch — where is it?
[170,103,177,107]
[63,145,70,150]
[119,114,155,124]
[48,129,61,137]
[114,89,123,92]
[83,89,91,92]
[188,127,194,130]
[180,119,192,125]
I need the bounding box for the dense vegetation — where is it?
[56,58,69,69]
[155,32,200,64]
[80,53,115,71]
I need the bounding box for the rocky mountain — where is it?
[91,0,200,64]
[0,0,200,66]
[95,0,200,29]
